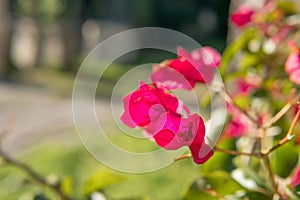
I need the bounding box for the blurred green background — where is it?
[0,0,231,199]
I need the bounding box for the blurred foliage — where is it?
[0,135,199,199]
[83,169,126,196]
[2,0,300,199]
[13,0,66,21]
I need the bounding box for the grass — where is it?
[0,138,200,200]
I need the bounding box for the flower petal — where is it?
[231,5,254,27]
[151,66,195,90]
[153,129,182,150]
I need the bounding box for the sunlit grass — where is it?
[0,137,200,200]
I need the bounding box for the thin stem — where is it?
[263,93,300,128]
[0,148,75,200]
[287,104,300,138]
[214,146,261,157]
[263,105,300,155]
[173,154,192,162]
[219,89,257,123]
[261,155,277,194]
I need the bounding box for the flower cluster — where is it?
[121,47,221,164]
[231,1,300,84]
[221,0,300,197]
[285,41,300,84]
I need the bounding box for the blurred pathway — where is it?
[0,82,117,154]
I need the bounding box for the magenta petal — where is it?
[186,114,213,164]
[189,143,214,164]
[153,130,182,150]
[177,47,193,61]
[128,96,152,127]
[120,94,138,128]
[154,85,181,113]
[144,106,168,135]
[197,66,215,83]
[176,114,199,146]
[285,53,300,74]
[231,5,254,27]
[151,67,194,90]
[192,47,221,68]
[291,166,300,188]
[120,110,137,128]
[290,69,300,84]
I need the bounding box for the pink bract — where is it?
[120,81,180,128]
[285,42,300,84]
[151,113,213,164]
[225,116,249,138]
[224,104,253,138]
[151,47,221,90]
[120,83,213,164]
[231,5,254,27]
[290,166,300,188]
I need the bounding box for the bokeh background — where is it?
[0,0,235,199]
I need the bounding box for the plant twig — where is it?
[173,154,192,162]
[214,146,261,157]
[0,148,75,200]
[261,155,277,194]
[263,104,300,155]
[219,89,258,123]
[263,93,300,128]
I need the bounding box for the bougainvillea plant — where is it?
[1,0,300,199]
[121,0,300,199]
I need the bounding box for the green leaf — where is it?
[240,53,261,69]
[60,176,73,196]
[246,191,270,200]
[271,142,298,178]
[234,95,251,109]
[184,171,246,200]
[277,1,297,15]
[201,171,244,196]
[33,193,50,200]
[252,89,269,98]
[220,29,255,76]
[83,168,126,196]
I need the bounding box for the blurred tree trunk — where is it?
[61,21,82,70]
[60,0,87,71]
[0,0,11,78]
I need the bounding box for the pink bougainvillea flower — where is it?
[290,165,300,188]
[120,81,181,128]
[231,5,255,27]
[285,41,300,84]
[225,115,249,138]
[237,76,260,95]
[186,114,214,164]
[224,104,255,138]
[271,25,292,44]
[120,83,213,164]
[151,47,221,90]
[150,113,213,164]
